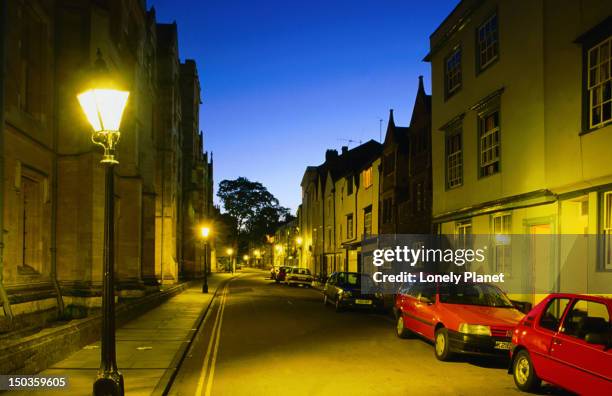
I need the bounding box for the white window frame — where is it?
[479,111,500,177]
[477,13,499,71]
[455,220,472,249]
[588,36,612,129]
[492,213,511,274]
[445,47,462,96]
[603,191,612,270]
[446,128,463,188]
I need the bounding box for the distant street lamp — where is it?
[78,50,129,396]
[200,226,211,293]
[226,248,234,273]
[243,254,249,265]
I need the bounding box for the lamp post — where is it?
[77,50,129,396]
[296,237,303,267]
[200,226,211,293]
[226,248,234,273]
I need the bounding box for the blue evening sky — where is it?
[149,0,458,212]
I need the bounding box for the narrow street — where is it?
[168,270,522,396]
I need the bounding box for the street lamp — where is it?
[200,226,211,293]
[226,248,234,273]
[78,50,129,396]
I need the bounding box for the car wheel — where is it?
[335,296,343,312]
[513,350,541,392]
[396,314,410,338]
[434,328,453,361]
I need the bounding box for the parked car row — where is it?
[271,266,314,287]
[391,280,611,395]
[274,267,611,394]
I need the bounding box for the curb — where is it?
[152,275,236,396]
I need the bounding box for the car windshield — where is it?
[439,284,514,308]
[298,269,311,275]
[338,273,374,288]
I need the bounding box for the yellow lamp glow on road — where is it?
[200,226,211,238]
[77,89,129,132]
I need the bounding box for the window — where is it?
[363,206,372,237]
[479,110,500,177]
[363,166,373,188]
[446,127,463,188]
[445,47,462,97]
[539,298,570,332]
[561,299,610,340]
[346,214,354,239]
[19,4,45,116]
[413,182,424,213]
[455,220,472,249]
[477,13,499,72]
[346,177,353,195]
[587,36,612,129]
[601,191,612,270]
[382,198,393,224]
[383,153,395,176]
[493,213,511,273]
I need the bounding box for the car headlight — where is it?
[458,323,491,336]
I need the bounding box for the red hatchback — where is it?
[394,282,524,361]
[509,293,612,395]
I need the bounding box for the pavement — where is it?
[7,272,235,396]
[165,271,570,396]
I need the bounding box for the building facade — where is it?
[379,77,433,235]
[427,0,612,303]
[300,141,382,277]
[1,0,214,333]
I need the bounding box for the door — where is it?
[411,284,437,339]
[549,299,612,394]
[529,224,552,306]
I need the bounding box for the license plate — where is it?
[494,341,512,350]
[355,299,372,305]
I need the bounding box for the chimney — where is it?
[341,146,349,155]
[325,149,338,162]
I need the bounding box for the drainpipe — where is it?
[50,9,64,317]
[0,0,14,321]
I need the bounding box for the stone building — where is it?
[299,141,382,276]
[379,76,432,235]
[427,0,612,303]
[0,0,214,335]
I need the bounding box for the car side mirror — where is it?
[419,296,433,304]
[585,332,611,347]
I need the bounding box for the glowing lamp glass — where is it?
[77,89,129,132]
[200,227,211,238]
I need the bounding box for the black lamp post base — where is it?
[93,371,124,396]
[202,281,208,293]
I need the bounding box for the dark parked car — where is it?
[275,266,293,283]
[323,272,383,312]
[509,293,611,394]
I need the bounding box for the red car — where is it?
[394,282,524,360]
[509,293,612,395]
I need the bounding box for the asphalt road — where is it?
[167,270,565,396]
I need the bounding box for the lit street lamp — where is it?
[226,248,234,273]
[200,226,211,293]
[77,50,129,396]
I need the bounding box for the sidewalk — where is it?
[9,273,234,396]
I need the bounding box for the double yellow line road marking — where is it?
[195,280,234,396]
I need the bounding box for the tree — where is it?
[217,177,292,247]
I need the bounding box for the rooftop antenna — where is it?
[337,138,363,148]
